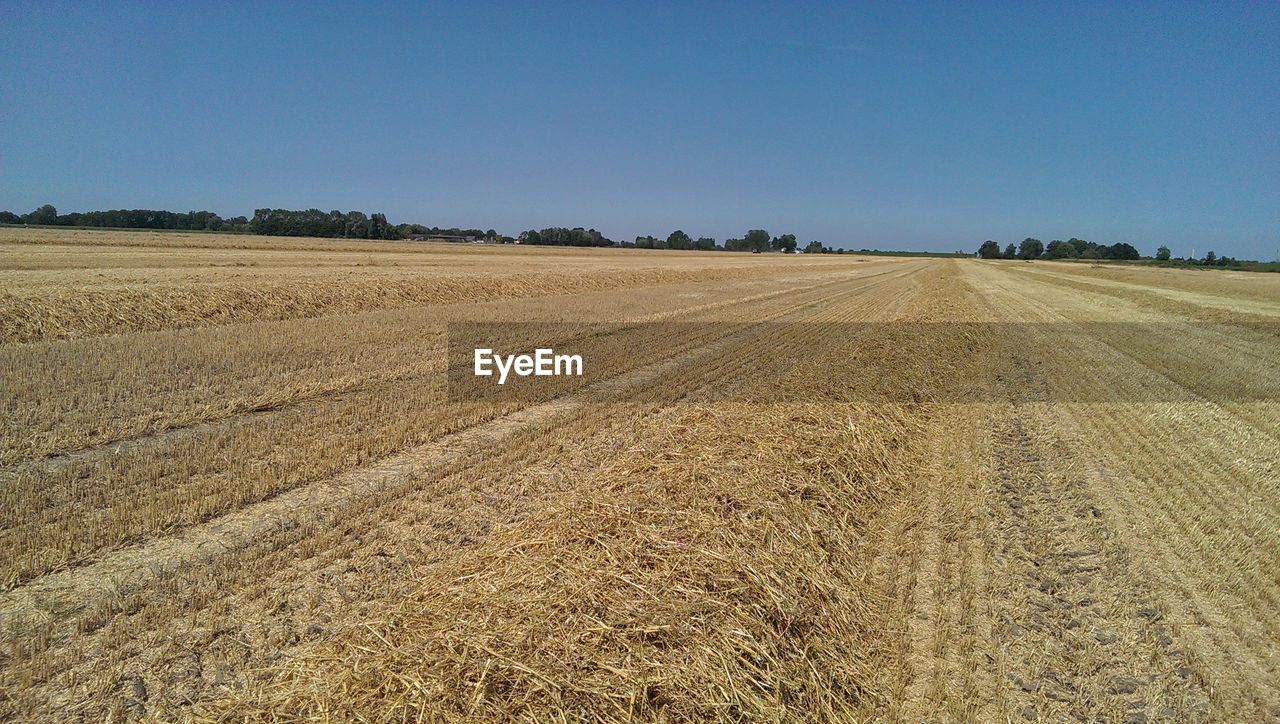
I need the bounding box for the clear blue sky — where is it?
[1,2,1276,257]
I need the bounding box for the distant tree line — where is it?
[20,203,1260,267]
[518,227,613,246]
[400,224,508,241]
[1,206,830,253]
[974,236,1272,270]
[1141,248,1268,269]
[0,204,519,242]
[1,204,252,232]
[1152,248,1252,268]
[623,229,825,253]
[977,237,1140,261]
[1,207,865,256]
[511,227,833,253]
[248,208,401,239]
[723,230,791,252]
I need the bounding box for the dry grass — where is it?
[1,231,1277,721]
[0,234,886,587]
[225,402,916,720]
[209,267,978,721]
[965,262,1280,717]
[0,262,780,343]
[0,228,853,343]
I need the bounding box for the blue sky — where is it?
[1,2,1276,257]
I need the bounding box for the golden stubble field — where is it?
[0,228,1277,720]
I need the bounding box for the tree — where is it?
[770,233,797,253]
[1203,250,1216,265]
[1004,243,1018,259]
[1104,242,1140,260]
[0,211,20,224]
[369,213,397,239]
[977,240,1002,259]
[1045,239,1077,259]
[245,208,399,239]
[24,204,59,225]
[695,236,717,250]
[1017,238,1044,260]
[804,240,825,254]
[666,229,693,250]
[343,211,369,238]
[743,229,771,252]
[1155,246,1171,261]
[521,227,612,247]
[1067,238,1093,256]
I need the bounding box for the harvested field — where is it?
[1,229,1277,720]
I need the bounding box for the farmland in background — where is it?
[1,228,1277,720]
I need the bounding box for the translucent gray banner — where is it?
[447,322,1280,403]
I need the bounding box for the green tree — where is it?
[977,240,1002,259]
[1003,243,1018,259]
[743,229,771,252]
[1067,238,1093,256]
[1018,238,1044,260]
[666,229,693,250]
[1045,239,1077,258]
[371,213,397,239]
[1204,250,1216,265]
[24,204,59,225]
[803,240,825,254]
[770,233,798,253]
[695,236,717,250]
[1104,242,1140,260]
[1155,246,1171,261]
